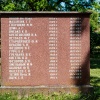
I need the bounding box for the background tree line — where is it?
[0,0,100,55]
[0,0,95,11]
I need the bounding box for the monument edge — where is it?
[0,85,93,94]
[0,11,92,16]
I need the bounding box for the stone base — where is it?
[0,85,93,95]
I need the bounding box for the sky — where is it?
[96,0,100,1]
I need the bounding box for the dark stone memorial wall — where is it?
[0,12,92,93]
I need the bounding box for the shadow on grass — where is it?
[90,55,100,99]
[91,76,100,86]
[78,76,100,100]
[90,58,100,69]
[90,76,100,100]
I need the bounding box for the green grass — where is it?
[90,69,100,100]
[90,52,100,100]
[90,69,100,86]
[0,92,98,100]
[90,53,100,87]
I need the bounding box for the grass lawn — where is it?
[90,57,100,100]
[90,69,100,86]
[90,68,100,100]
[90,57,100,87]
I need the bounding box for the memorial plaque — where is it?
[0,12,91,87]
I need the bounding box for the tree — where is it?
[0,0,30,11]
[89,2,100,54]
[46,0,94,11]
[0,0,49,11]
[25,0,48,11]
[0,0,95,11]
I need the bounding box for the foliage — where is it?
[92,2,100,11]
[25,0,48,11]
[3,3,15,11]
[45,0,93,11]
[90,32,100,55]
[88,10,99,55]
[0,0,30,11]
[90,11,98,32]
[89,2,100,54]
[0,0,95,11]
